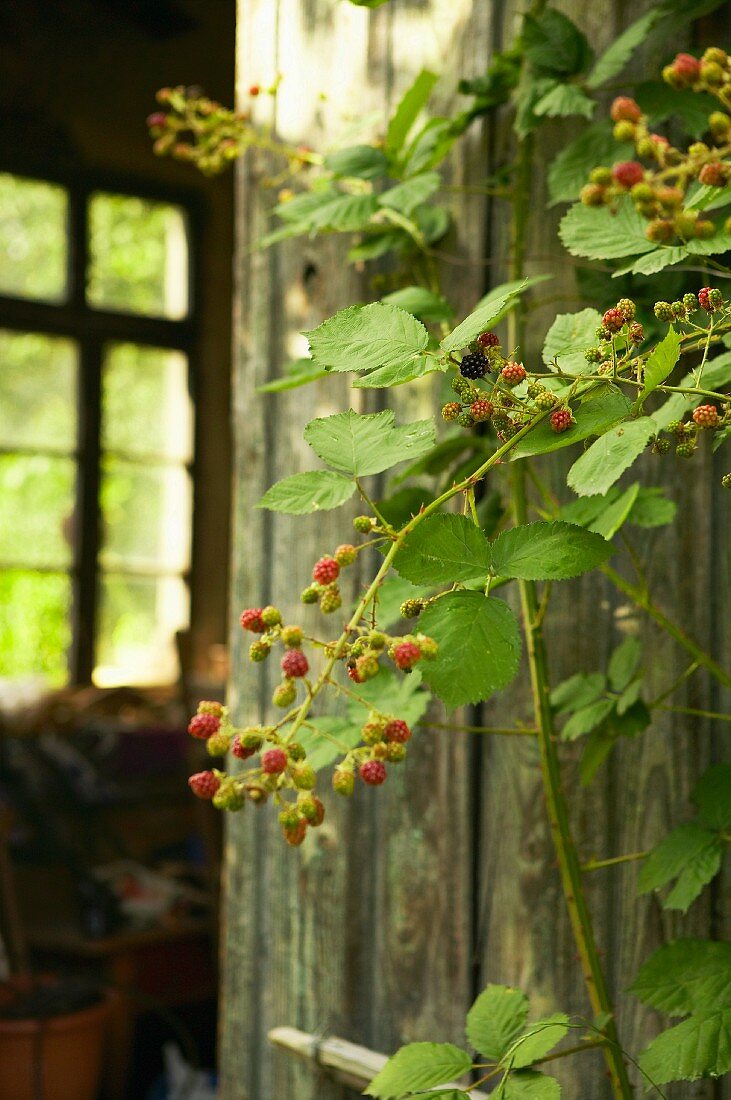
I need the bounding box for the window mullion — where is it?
[72,337,102,684]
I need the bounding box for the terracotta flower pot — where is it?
[0,983,114,1100]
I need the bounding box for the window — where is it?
[0,172,195,690]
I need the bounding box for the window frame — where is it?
[0,164,202,684]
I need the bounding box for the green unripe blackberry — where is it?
[442,402,462,422]
[261,605,282,627]
[385,742,407,763]
[291,763,316,790]
[682,293,698,312]
[617,298,636,321]
[367,631,387,650]
[353,515,374,533]
[281,625,303,647]
[249,640,271,662]
[671,301,687,320]
[457,412,474,428]
[651,437,671,454]
[240,727,265,750]
[320,585,342,614]
[451,376,472,397]
[400,598,424,619]
[722,473,731,488]
[654,301,674,322]
[333,768,355,796]
[273,679,297,707]
[526,382,544,398]
[287,742,307,762]
[590,166,612,185]
[213,782,246,812]
[585,347,603,363]
[676,441,695,458]
[301,585,320,604]
[491,412,510,431]
[535,390,558,410]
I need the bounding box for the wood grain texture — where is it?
[222,2,730,1098]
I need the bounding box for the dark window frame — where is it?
[0,165,202,684]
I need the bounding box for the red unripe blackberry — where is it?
[188,713,221,739]
[147,112,167,130]
[581,183,606,207]
[602,307,624,333]
[612,161,644,189]
[384,719,412,744]
[470,399,494,423]
[501,362,527,386]
[261,747,288,774]
[232,735,256,760]
[629,322,644,344]
[392,641,421,670]
[240,607,266,633]
[188,771,220,799]
[459,351,489,379]
[312,556,340,584]
[334,544,357,566]
[283,820,307,846]
[610,96,641,123]
[442,402,462,422]
[249,84,261,96]
[550,408,574,434]
[281,650,309,678]
[693,404,720,428]
[477,331,500,349]
[299,795,325,826]
[320,585,342,614]
[698,287,715,311]
[646,219,674,243]
[360,760,387,786]
[671,53,701,85]
[348,665,365,683]
[699,162,729,187]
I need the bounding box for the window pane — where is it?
[87,193,189,318]
[0,455,76,567]
[100,458,192,572]
[94,574,189,686]
[0,570,71,687]
[0,330,78,451]
[0,174,68,302]
[102,343,193,460]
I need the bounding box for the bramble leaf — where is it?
[489,521,612,580]
[382,285,454,323]
[548,122,632,206]
[441,279,543,353]
[588,483,640,540]
[511,390,631,459]
[534,83,595,120]
[628,488,676,527]
[386,70,439,154]
[608,637,642,692]
[550,672,606,714]
[522,9,592,76]
[508,1015,570,1068]
[298,716,362,771]
[304,409,435,477]
[559,200,656,261]
[306,302,430,384]
[394,514,491,586]
[418,592,521,707]
[629,939,731,1017]
[364,1042,473,1098]
[379,171,441,216]
[466,985,529,1060]
[503,1071,561,1099]
[324,144,388,180]
[561,698,614,741]
[542,309,602,375]
[345,668,430,729]
[567,417,657,496]
[638,822,722,912]
[586,10,661,88]
[633,327,681,408]
[638,1009,731,1083]
[256,470,355,514]
[693,764,731,831]
[256,357,327,393]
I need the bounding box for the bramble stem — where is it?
[581,851,648,873]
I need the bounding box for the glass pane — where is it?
[94,573,189,686]
[102,343,193,460]
[0,570,71,687]
[0,330,78,451]
[87,193,189,318]
[0,454,76,567]
[100,458,192,572]
[0,174,68,302]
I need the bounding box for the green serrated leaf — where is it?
[442,279,542,353]
[548,123,633,206]
[629,939,731,1016]
[466,985,529,1061]
[608,637,642,692]
[559,200,657,261]
[559,491,621,528]
[407,1093,471,1100]
[542,309,602,376]
[561,698,614,741]
[588,483,640,540]
[304,409,435,478]
[307,192,379,232]
[256,358,327,393]
[394,514,491,587]
[489,521,612,580]
[612,245,689,277]
[567,417,657,497]
[503,1071,561,1099]
[635,80,721,140]
[324,144,389,180]
[523,9,592,76]
[634,327,681,408]
[628,488,676,528]
[638,822,721,912]
[580,726,617,785]
[693,764,731,831]
[365,1042,473,1098]
[387,69,439,154]
[345,667,430,729]
[616,678,642,716]
[686,181,731,212]
[534,83,595,120]
[402,117,458,177]
[379,172,441,217]
[586,10,661,88]
[306,302,429,383]
[638,1009,731,1084]
[508,1015,570,1069]
[511,391,632,459]
[685,228,731,256]
[298,716,362,771]
[418,592,521,707]
[550,671,606,714]
[382,286,454,323]
[256,470,355,514]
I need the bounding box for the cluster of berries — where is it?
[300,545,357,614]
[332,713,414,794]
[580,51,731,244]
[343,629,438,684]
[583,298,644,366]
[441,330,574,436]
[186,702,326,845]
[653,404,730,460]
[653,287,726,322]
[239,603,315,708]
[148,84,311,178]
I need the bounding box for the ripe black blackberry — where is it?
[459,351,489,379]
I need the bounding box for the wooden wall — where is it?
[220,2,729,1098]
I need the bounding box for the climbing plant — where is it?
[150,5,731,1097]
